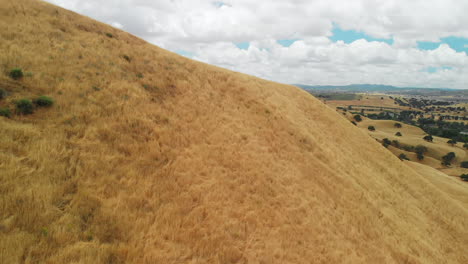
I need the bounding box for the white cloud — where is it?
[45,0,468,88]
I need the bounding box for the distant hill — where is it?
[294,84,465,93]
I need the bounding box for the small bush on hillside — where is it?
[0,107,11,118]
[351,121,357,126]
[9,68,23,80]
[460,161,468,168]
[394,123,402,128]
[353,114,362,122]
[0,88,6,99]
[461,174,468,181]
[398,153,410,161]
[33,96,54,107]
[442,152,456,166]
[105,32,113,38]
[123,55,131,62]
[15,99,34,115]
[447,139,457,146]
[392,140,400,148]
[368,125,375,131]
[464,143,468,149]
[423,135,433,142]
[395,132,402,136]
[382,138,392,148]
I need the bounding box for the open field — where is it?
[1,1,467,263]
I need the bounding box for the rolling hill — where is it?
[1,0,467,263]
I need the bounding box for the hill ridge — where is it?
[0,0,467,263]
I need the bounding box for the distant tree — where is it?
[461,174,468,181]
[368,125,375,131]
[463,143,468,149]
[442,152,456,166]
[461,161,468,168]
[423,135,433,142]
[415,145,428,161]
[394,123,402,128]
[392,140,400,148]
[382,138,392,148]
[398,153,410,161]
[447,139,457,146]
[395,132,402,137]
[354,114,362,122]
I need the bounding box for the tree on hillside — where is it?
[442,152,456,166]
[398,153,410,161]
[461,174,468,181]
[423,135,433,142]
[354,114,362,122]
[461,161,468,168]
[394,123,402,128]
[382,138,391,148]
[464,143,468,149]
[368,125,375,131]
[395,132,402,137]
[447,139,457,146]
[415,145,428,160]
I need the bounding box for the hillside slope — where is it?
[0,1,467,263]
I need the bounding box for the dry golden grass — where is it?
[326,94,413,110]
[1,1,468,263]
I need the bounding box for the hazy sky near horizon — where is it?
[46,0,468,88]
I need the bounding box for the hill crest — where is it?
[0,1,467,263]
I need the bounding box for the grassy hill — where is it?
[1,1,467,263]
[356,118,468,174]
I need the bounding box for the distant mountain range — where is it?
[293,84,463,92]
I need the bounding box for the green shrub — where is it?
[15,99,34,115]
[392,140,399,148]
[105,32,113,38]
[353,114,362,122]
[464,143,468,149]
[368,125,375,131]
[442,152,456,166]
[395,132,402,136]
[460,161,468,168]
[33,96,54,107]
[0,107,11,118]
[394,123,402,128]
[398,153,410,161]
[0,88,6,99]
[9,68,23,80]
[461,174,468,181]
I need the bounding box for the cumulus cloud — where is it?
[45,0,468,88]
